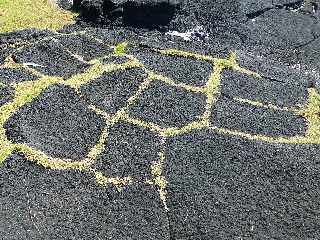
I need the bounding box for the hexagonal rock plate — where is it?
[247,9,317,48]
[128,80,207,128]
[236,50,316,87]
[220,70,308,107]
[80,68,148,114]
[135,50,213,86]
[94,122,162,181]
[0,154,170,240]
[165,129,320,239]
[4,84,105,160]
[211,96,307,137]
[13,39,90,79]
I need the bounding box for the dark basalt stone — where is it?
[4,84,106,160]
[73,0,182,28]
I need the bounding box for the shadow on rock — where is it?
[73,0,181,29]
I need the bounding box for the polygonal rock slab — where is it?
[80,68,148,114]
[94,122,162,181]
[220,70,308,107]
[13,39,90,79]
[54,34,113,61]
[247,9,317,48]
[165,129,320,239]
[211,96,307,137]
[236,50,316,87]
[135,50,213,86]
[0,154,170,240]
[0,29,55,45]
[4,84,106,160]
[128,80,207,128]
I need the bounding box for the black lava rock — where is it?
[73,0,182,28]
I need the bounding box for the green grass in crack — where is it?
[114,42,128,56]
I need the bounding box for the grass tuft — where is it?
[114,42,128,56]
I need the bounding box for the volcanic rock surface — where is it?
[1,0,320,239]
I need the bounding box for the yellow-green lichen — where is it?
[114,42,128,56]
[234,97,297,113]
[86,128,109,161]
[300,88,320,141]
[148,71,205,93]
[16,144,91,170]
[125,117,163,134]
[146,148,169,211]
[125,77,154,106]
[95,171,133,190]
[157,48,215,62]
[163,119,209,137]
[0,0,76,33]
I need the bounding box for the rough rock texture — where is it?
[1,0,320,239]
[4,84,106,160]
[166,131,320,239]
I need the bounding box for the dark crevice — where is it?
[312,2,319,12]
[73,0,181,30]
[220,92,238,102]
[246,8,273,19]
[10,54,19,63]
[166,209,175,240]
[307,79,316,88]
[122,2,176,29]
[138,43,156,50]
[259,74,286,83]
[294,35,319,49]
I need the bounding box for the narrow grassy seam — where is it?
[299,88,320,143]
[157,48,215,62]
[234,97,298,113]
[95,171,133,190]
[146,139,169,211]
[148,71,206,93]
[16,144,91,170]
